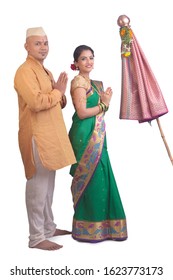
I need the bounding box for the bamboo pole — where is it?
[156,118,173,165]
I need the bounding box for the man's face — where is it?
[25,35,49,63]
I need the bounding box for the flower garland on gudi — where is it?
[120,26,133,57]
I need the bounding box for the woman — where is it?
[69,45,127,242]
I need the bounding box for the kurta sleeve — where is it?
[14,66,62,112]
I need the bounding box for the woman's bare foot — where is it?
[32,240,63,250]
[53,228,72,236]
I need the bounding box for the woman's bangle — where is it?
[98,104,103,113]
[101,101,109,112]
[98,102,109,113]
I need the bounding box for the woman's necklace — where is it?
[78,74,90,83]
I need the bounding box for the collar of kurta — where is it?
[26,55,44,68]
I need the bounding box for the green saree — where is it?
[69,75,127,242]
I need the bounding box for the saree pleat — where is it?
[69,76,127,242]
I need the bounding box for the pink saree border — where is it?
[71,112,105,208]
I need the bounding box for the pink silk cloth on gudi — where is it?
[120,31,168,122]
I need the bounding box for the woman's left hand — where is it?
[100,87,113,106]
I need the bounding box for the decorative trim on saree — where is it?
[86,86,93,97]
[91,80,103,96]
[71,111,106,209]
[86,80,103,97]
[72,218,127,242]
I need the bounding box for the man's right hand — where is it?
[54,72,68,95]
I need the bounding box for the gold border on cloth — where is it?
[72,218,127,241]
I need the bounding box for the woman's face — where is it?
[76,50,94,75]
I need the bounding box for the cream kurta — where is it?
[14,55,76,179]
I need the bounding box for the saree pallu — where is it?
[69,79,127,242]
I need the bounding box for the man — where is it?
[14,27,76,250]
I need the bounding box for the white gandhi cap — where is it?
[26,27,47,38]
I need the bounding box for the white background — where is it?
[0,0,173,279]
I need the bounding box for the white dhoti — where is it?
[26,139,56,247]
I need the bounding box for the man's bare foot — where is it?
[32,240,63,250]
[53,228,72,236]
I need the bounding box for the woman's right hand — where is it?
[100,87,113,106]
